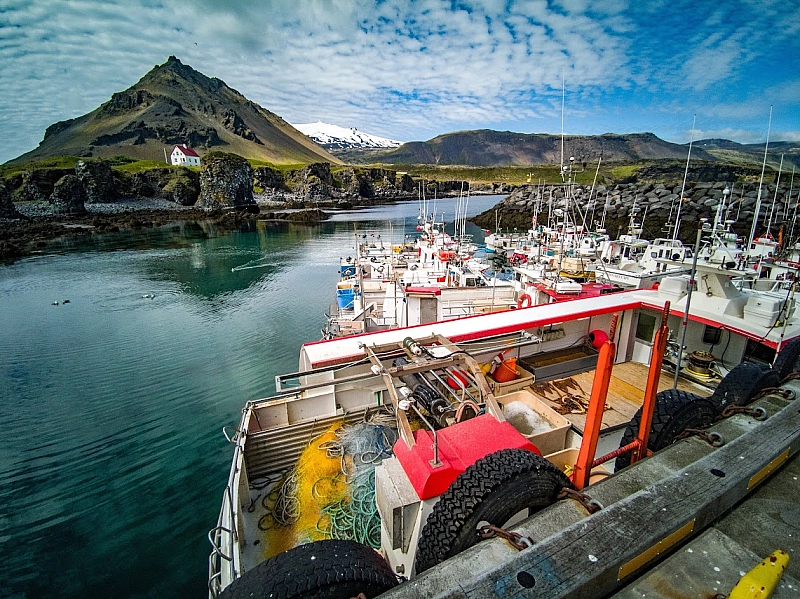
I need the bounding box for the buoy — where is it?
[587,329,609,348]
[517,293,532,309]
[728,549,789,599]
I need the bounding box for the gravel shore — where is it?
[14,198,196,218]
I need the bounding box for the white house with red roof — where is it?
[170,145,200,166]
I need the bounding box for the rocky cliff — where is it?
[197,152,256,210]
[0,181,22,219]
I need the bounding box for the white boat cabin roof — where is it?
[301,290,645,369]
[301,282,799,370]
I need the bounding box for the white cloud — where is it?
[0,0,797,162]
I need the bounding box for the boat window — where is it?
[702,325,723,346]
[635,313,658,343]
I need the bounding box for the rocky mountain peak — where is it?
[13,57,339,165]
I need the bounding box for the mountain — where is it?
[293,121,402,151]
[695,139,800,170]
[11,56,339,165]
[367,130,719,166]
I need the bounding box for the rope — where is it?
[259,419,398,549]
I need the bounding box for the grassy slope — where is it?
[10,57,340,167]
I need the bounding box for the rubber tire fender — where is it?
[614,389,717,472]
[710,362,781,413]
[217,539,398,599]
[772,337,800,380]
[414,448,573,574]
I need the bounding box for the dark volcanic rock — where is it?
[11,168,73,202]
[253,166,287,191]
[198,152,255,210]
[162,169,200,206]
[75,159,117,203]
[49,175,88,215]
[0,180,23,218]
[284,209,330,222]
[119,167,200,204]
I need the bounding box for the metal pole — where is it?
[673,221,705,389]
[673,114,696,240]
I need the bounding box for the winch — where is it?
[685,350,715,377]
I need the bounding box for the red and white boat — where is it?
[210,255,800,599]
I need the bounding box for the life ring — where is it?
[517,293,532,309]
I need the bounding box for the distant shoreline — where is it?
[0,193,507,263]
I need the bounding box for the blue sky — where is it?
[1,0,798,164]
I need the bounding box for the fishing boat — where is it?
[324,214,518,338]
[209,241,800,598]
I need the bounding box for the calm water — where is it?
[0,196,503,599]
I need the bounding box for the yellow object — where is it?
[729,550,790,599]
[261,423,347,558]
[480,362,492,375]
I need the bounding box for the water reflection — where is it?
[0,195,505,599]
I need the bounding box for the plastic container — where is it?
[336,288,355,309]
[487,363,534,394]
[492,358,519,383]
[499,389,570,455]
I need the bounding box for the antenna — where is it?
[673,114,696,240]
[747,105,773,258]
[560,74,565,179]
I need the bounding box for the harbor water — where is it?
[0,196,503,598]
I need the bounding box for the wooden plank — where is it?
[529,362,712,433]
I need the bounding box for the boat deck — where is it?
[528,361,714,433]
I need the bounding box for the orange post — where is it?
[631,302,671,465]
[572,315,617,490]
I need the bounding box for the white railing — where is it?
[208,425,246,598]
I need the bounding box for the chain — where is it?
[675,428,725,447]
[718,405,768,421]
[558,487,603,514]
[478,524,534,551]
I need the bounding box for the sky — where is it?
[1,0,799,164]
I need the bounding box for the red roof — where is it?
[174,145,199,157]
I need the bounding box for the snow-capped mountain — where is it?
[293,121,403,150]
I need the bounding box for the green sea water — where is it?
[0,197,503,598]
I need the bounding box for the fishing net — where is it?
[259,411,398,559]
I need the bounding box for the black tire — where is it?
[415,448,572,574]
[218,539,397,599]
[614,389,717,472]
[710,362,781,412]
[772,337,800,380]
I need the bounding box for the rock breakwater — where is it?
[473,180,797,244]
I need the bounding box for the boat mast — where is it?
[673,114,696,240]
[560,75,565,179]
[788,167,798,245]
[747,106,773,258]
[766,154,784,234]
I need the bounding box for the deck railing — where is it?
[207,427,245,598]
